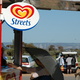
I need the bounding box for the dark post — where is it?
[14,30,22,66]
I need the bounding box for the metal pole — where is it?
[14,30,22,80]
[0,0,2,75]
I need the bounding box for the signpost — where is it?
[2,2,40,80]
[2,0,80,80]
[3,2,40,31]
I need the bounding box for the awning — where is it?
[25,47,64,80]
[2,0,80,11]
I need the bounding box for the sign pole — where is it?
[0,0,2,75]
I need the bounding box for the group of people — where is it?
[59,54,76,74]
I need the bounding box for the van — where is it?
[22,55,35,67]
[56,52,78,73]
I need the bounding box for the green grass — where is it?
[78,56,80,62]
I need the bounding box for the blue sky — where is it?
[2,9,80,43]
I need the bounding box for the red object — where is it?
[22,62,29,65]
[6,73,16,80]
[60,66,64,71]
[76,63,78,66]
[0,3,2,75]
[0,5,2,13]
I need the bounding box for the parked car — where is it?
[22,55,35,67]
[56,52,78,73]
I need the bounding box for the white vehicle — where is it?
[56,52,78,73]
[22,55,35,67]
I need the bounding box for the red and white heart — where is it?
[10,4,34,19]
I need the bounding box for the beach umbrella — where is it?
[25,47,64,80]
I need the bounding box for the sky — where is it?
[2,9,80,43]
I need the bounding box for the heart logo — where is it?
[10,4,34,19]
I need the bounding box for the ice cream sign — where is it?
[3,2,40,31]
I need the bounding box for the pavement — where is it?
[22,73,75,80]
[22,74,31,80]
[22,69,80,80]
